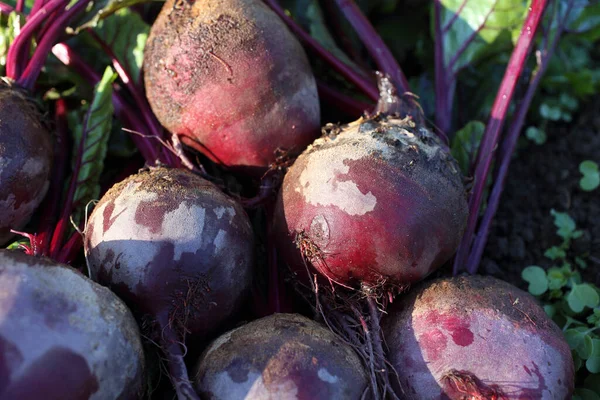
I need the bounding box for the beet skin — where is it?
[0,83,52,245]
[273,114,468,289]
[192,313,368,399]
[382,275,574,399]
[143,0,320,174]
[0,250,145,400]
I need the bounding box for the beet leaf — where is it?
[435,0,530,135]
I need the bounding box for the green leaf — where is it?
[576,256,589,269]
[69,67,117,226]
[587,356,600,374]
[547,267,568,290]
[525,126,547,145]
[550,209,582,242]
[450,121,485,175]
[577,334,594,359]
[544,246,566,260]
[0,12,23,70]
[439,0,529,74]
[579,160,600,192]
[574,389,600,400]
[567,283,600,313]
[565,328,588,349]
[5,238,29,250]
[540,103,562,121]
[522,266,548,295]
[91,8,149,84]
[70,0,153,32]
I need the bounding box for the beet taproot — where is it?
[0,83,52,245]
[382,275,574,399]
[84,167,255,399]
[273,112,468,290]
[0,249,145,399]
[143,0,320,174]
[192,313,368,399]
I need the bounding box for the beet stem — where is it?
[333,0,410,94]
[161,327,200,400]
[5,0,65,81]
[317,80,373,117]
[465,0,573,274]
[0,2,13,13]
[453,0,548,274]
[87,30,180,167]
[18,0,92,90]
[51,43,161,163]
[263,0,379,101]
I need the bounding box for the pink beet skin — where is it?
[382,275,575,399]
[273,116,468,289]
[143,0,320,174]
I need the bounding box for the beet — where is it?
[192,313,368,399]
[0,249,145,399]
[273,112,468,290]
[0,83,52,245]
[143,0,320,174]
[84,167,255,399]
[382,275,574,399]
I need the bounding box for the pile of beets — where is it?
[0,0,576,399]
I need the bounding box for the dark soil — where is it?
[481,99,600,289]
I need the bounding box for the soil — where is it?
[481,99,600,289]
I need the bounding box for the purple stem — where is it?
[87,30,179,167]
[18,0,92,90]
[317,80,373,117]
[160,323,200,400]
[5,0,65,80]
[49,87,96,260]
[434,0,452,135]
[52,43,161,163]
[453,0,549,275]
[263,0,379,101]
[32,98,69,256]
[0,2,12,13]
[465,0,574,274]
[333,0,410,93]
[15,0,24,12]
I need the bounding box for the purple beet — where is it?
[0,83,53,245]
[84,167,255,400]
[192,313,368,399]
[382,275,574,399]
[0,249,145,400]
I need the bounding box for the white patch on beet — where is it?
[22,157,45,178]
[213,229,227,252]
[317,368,338,384]
[213,206,237,223]
[295,145,377,216]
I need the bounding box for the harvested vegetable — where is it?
[143,0,320,174]
[0,83,52,245]
[192,313,368,399]
[84,167,255,400]
[382,275,574,399]
[0,249,145,399]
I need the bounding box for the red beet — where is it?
[273,112,468,290]
[382,275,574,399]
[0,249,145,399]
[143,0,320,174]
[192,313,368,399]
[0,83,52,245]
[84,167,255,399]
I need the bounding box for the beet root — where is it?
[382,275,574,399]
[143,0,320,174]
[0,249,145,399]
[273,114,468,290]
[84,167,255,399]
[0,83,53,245]
[192,313,368,399]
